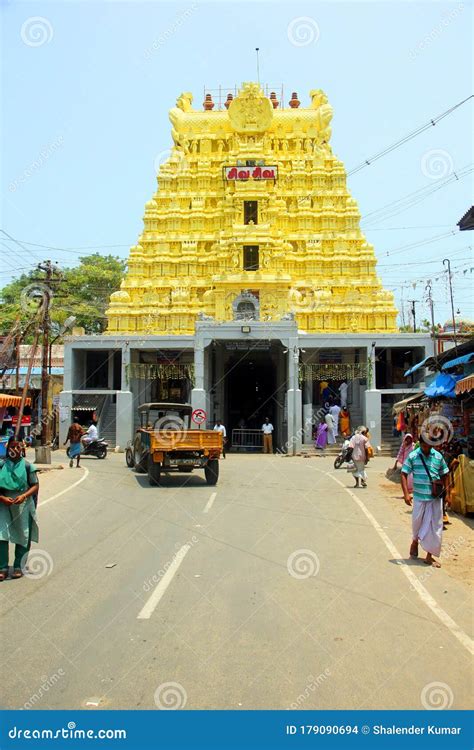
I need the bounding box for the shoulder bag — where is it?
[419,452,444,499]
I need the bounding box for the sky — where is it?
[1,0,473,327]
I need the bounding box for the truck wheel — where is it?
[204,459,219,486]
[125,447,135,468]
[134,449,147,473]
[148,455,161,486]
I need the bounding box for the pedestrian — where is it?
[349,427,370,488]
[401,433,449,568]
[393,433,414,494]
[338,380,348,408]
[329,401,341,439]
[82,419,98,448]
[0,438,39,581]
[339,406,350,437]
[64,419,84,468]
[261,417,274,454]
[315,420,328,450]
[213,419,227,459]
[325,411,336,445]
[321,383,332,403]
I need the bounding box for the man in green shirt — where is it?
[401,433,449,568]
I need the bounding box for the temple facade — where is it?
[60,84,430,452]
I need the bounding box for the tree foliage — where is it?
[0,254,126,338]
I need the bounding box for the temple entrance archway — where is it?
[210,341,286,450]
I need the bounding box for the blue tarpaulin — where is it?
[441,352,474,370]
[404,356,432,377]
[424,372,462,398]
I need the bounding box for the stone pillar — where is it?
[364,390,382,450]
[191,336,207,427]
[58,390,73,445]
[116,391,134,450]
[121,342,130,390]
[286,340,302,453]
[367,344,377,389]
[63,345,73,390]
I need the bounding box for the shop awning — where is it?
[424,372,461,398]
[455,375,474,395]
[392,392,425,414]
[0,394,31,408]
[404,357,433,377]
[441,352,474,370]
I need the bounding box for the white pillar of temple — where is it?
[286,340,303,453]
[191,335,207,427]
[302,365,313,444]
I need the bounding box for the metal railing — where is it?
[231,428,264,451]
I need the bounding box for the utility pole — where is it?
[38,261,53,448]
[14,329,41,440]
[409,299,418,333]
[443,258,458,354]
[35,260,62,459]
[425,281,437,357]
[15,334,20,394]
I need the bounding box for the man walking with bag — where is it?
[401,433,449,568]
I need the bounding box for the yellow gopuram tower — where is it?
[106,83,398,334]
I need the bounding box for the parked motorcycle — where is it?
[67,439,108,460]
[333,439,353,469]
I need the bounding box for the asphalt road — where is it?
[1,452,472,710]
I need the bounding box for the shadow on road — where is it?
[133,473,211,490]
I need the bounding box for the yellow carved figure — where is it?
[106,83,398,334]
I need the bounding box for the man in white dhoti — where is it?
[401,434,449,567]
[329,402,341,438]
[338,381,348,408]
[325,412,336,445]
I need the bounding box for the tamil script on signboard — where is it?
[224,166,278,181]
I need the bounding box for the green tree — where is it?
[0,254,126,338]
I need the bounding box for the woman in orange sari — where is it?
[339,407,350,438]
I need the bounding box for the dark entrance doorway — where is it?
[224,348,281,449]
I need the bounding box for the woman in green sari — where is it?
[0,438,39,580]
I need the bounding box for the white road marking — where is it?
[326,471,474,656]
[137,544,191,620]
[203,491,217,514]
[39,467,89,508]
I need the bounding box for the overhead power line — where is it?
[361,164,473,226]
[348,95,474,176]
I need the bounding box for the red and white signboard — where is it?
[191,408,207,425]
[224,166,278,181]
